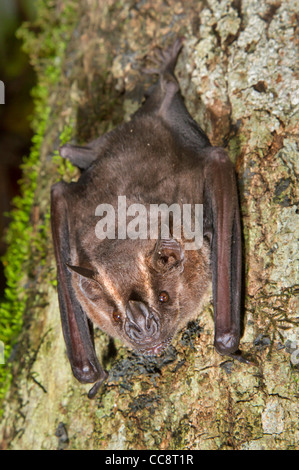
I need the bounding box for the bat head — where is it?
[69,236,211,356]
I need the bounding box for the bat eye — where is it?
[112,310,122,323]
[158,291,169,303]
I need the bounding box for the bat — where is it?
[51,38,244,398]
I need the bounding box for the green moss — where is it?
[0,0,78,414]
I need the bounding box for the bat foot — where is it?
[145,37,184,77]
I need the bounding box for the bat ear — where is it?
[66,264,101,301]
[152,237,184,272]
[66,264,97,279]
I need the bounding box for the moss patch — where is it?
[0,0,78,413]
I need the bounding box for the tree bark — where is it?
[0,0,298,450]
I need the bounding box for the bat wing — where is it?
[139,39,242,357]
[51,181,107,397]
[202,147,242,356]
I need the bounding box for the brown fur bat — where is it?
[51,39,244,398]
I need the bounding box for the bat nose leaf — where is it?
[125,300,158,342]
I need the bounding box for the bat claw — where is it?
[87,371,108,399]
[228,350,255,366]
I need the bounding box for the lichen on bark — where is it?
[0,0,298,450]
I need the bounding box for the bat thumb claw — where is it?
[228,350,254,365]
[87,371,108,399]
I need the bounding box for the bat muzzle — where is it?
[125,300,159,345]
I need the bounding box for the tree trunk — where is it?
[0,0,298,450]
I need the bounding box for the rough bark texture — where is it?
[0,0,298,450]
